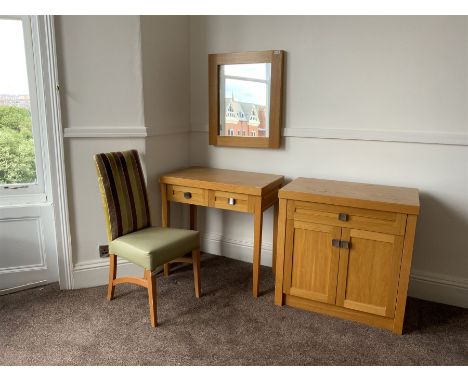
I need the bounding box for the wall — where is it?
[140,16,191,225]
[189,16,468,307]
[56,16,145,128]
[55,16,190,288]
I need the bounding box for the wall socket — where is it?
[99,245,109,258]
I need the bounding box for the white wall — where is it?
[189,16,468,307]
[140,16,191,226]
[55,16,191,288]
[55,16,145,128]
[141,16,190,132]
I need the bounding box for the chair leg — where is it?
[192,249,201,298]
[163,263,170,276]
[107,254,117,301]
[145,269,158,327]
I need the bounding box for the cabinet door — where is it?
[336,229,404,317]
[284,219,341,304]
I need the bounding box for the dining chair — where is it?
[94,150,201,327]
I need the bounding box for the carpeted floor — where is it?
[0,255,467,365]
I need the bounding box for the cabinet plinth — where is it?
[275,177,420,334]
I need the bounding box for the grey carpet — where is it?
[0,255,467,365]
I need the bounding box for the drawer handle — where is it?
[228,197,236,206]
[183,192,192,199]
[332,239,341,248]
[338,213,349,221]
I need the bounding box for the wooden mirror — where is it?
[209,50,285,148]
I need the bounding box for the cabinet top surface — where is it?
[279,177,420,214]
[160,167,284,195]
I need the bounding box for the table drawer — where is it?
[167,185,208,206]
[213,191,249,212]
[289,201,406,235]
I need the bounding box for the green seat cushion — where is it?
[109,227,199,270]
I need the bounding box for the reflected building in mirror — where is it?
[223,95,267,137]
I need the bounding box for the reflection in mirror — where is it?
[219,63,271,138]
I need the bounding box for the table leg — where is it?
[190,204,197,230]
[272,200,279,277]
[252,197,263,298]
[161,184,171,277]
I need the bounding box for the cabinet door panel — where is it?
[285,219,341,304]
[336,229,404,317]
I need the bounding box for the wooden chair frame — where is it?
[107,248,201,327]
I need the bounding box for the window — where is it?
[251,131,257,137]
[237,130,241,136]
[228,129,234,136]
[0,16,45,200]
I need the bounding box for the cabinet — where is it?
[275,178,419,334]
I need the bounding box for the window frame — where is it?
[0,16,47,204]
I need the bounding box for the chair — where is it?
[94,150,201,327]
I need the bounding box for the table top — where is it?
[160,167,284,196]
[279,177,420,214]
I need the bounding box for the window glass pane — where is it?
[224,63,269,80]
[0,19,37,185]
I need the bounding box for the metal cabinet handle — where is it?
[183,192,192,199]
[340,240,351,249]
[332,239,341,248]
[228,197,236,206]
[338,213,349,221]
[332,239,351,249]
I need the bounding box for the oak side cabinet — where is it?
[274,177,420,334]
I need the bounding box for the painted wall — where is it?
[55,16,145,128]
[55,16,190,287]
[189,16,468,307]
[140,16,191,225]
[141,16,190,132]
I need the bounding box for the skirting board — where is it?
[72,234,468,309]
[201,232,273,267]
[408,271,468,308]
[73,259,144,289]
[200,232,468,309]
[72,258,168,289]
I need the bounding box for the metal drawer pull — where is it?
[338,213,349,221]
[183,192,192,199]
[228,197,236,206]
[340,240,351,249]
[332,239,341,248]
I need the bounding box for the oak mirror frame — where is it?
[209,50,285,148]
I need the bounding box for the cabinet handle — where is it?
[340,240,351,249]
[228,197,236,206]
[338,213,349,221]
[183,192,192,199]
[332,239,341,248]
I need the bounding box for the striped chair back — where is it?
[94,150,151,241]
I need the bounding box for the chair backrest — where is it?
[94,150,151,241]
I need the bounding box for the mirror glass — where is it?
[219,63,271,138]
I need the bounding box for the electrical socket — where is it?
[99,245,109,258]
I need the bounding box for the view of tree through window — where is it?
[0,18,37,185]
